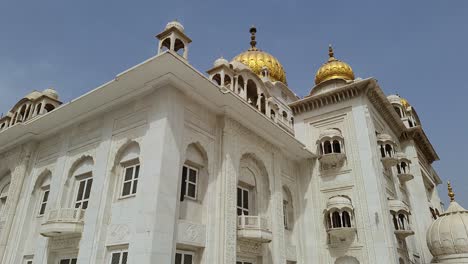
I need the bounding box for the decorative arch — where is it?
[282,185,294,230]
[335,256,360,264]
[238,153,271,216]
[112,140,141,172]
[68,155,94,179]
[33,169,52,193]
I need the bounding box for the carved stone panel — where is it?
[176,220,206,248]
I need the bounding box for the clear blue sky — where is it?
[1,1,467,207]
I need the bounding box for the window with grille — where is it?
[283,200,289,229]
[175,251,194,264]
[75,177,93,210]
[38,189,49,216]
[59,258,77,264]
[110,250,128,264]
[237,186,249,216]
[180,165,198,201]
[121,164,139,197]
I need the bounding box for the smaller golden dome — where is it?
[400,97,410,108]
[315,45,355,85]
[233,27,287,84]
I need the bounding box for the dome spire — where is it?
[249,26,258,51]
[448,181,455,202]
[328,44,336,61]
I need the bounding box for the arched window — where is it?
[400,162,408,173]
[332,140,341,153]
[36,103,42,115]
[224,75,232,88]
[385,144,393,157]
[116,142,141,198]
[212,74,221,86]
[392,213,398,230]
[394,106,402,118]
[270,110,276,120]
[174,38,185,57]
[160,38,171,52]
[332,211,341,228]
[44,103,55,113]
[246,80,257,107]
[380,145,386,158]
[282,111,287,121]
[67,156,94,210]
[282,186,294,230]
[324,141,332,154]
[398,214,406,230]
[237,76,245,94]
[342,211,351,227]
[260,94,266,114]
[34,171,52,216]
[290,117,294,126]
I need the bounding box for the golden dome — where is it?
[315,45,355,85]
[233,27,287,84]
[400,97,410,108]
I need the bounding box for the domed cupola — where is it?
[314,45,355,85]
[232,26,287,84]
[427,182,468,263]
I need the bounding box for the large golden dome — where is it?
[315,45,354,85]
[233,27,287,84]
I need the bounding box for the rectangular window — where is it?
[121,164,139,197]
[175,251,194,264]
[110,250,128,264]
[237,186,249,216]
[283,200,289,229]
[38,189,49,216]
[59,258,77,264]
[180,165,198,201]
[75,177,93,210]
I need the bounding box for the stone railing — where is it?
[237,215,269,230]
[46,208,85,223]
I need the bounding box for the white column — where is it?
[129,87,185,263]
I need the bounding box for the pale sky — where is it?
[0,0,467,207]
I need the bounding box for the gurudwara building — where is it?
[0,21,466,264]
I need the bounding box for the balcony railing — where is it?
[237,215,272,243]
[40,208,85,237]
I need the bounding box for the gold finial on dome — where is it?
[314,45,355,85]
[232,26,287,84]
[448,181,455,202]
[249,26,258,51]
[328,44,335,60]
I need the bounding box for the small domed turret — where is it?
[43,88,59,100]
[427,182,468,263]
[213,57,229,67]
[165,20,184,32]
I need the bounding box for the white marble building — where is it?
[0,21,447,264]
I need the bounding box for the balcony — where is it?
[327,227,356,241]
[40,208,85,237]
[319,153,346,167]
[397,173,414,183]
[237,215,272,243]
[394,228,415,238]
[381,156,398,168]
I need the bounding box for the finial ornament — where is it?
[328,44,334,58]
[249,26,258,51]
[448,181,455,202]
[328,44,336,62]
